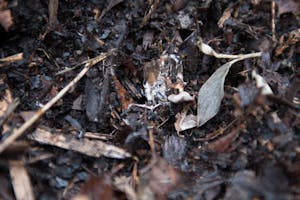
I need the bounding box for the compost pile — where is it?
[0,0,299,199]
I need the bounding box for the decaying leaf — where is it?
[275,29,300,56]
[174,107,197,133]
[206,128,240,152]
[111,67,133,110]
[196,39,262,127]
[19,111,36,122]
[72,95,83,110]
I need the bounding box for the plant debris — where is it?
[0,1,299,199]
[29,126,131,159]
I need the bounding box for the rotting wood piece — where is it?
[28,126,131,159]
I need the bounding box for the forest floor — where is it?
[0,0,299,199]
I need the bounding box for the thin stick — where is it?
[0,98,19,127]
[49,0,59,29]
[148,127,157,161]
[0,49,116,154]
[197,38,262,59]
[0,53,24,67]
[271,0,276,43]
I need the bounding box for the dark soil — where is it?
[0,0,299,199]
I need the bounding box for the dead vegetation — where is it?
[0,0,299,199]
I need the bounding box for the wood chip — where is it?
[9,161,34,200]
[0,53,23,67]
[28,126,131,159]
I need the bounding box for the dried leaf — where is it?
[275,29,300,56]
[197,59,240,126]
[174,104,197,133]
[29,126,131,159]
[196,39,262,127]
[111,68,133,110]
[19,111,36,122]
[175,112,197,133]
[72,95,83,110]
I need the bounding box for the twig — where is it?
[148,127,156,160]
[271,0,276,43]
[0,98,19,127]
[48,0,59,29]
[127,103,163,110]
[98,0,124,22]
[197,37,262,59]
[28,125,130,159]
[0,53,24,67]
[141,0,160,27]
[38,48,61,69]
[0,49,116,154]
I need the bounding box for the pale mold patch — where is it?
[143,54,188,104]
[252,70,273,95]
